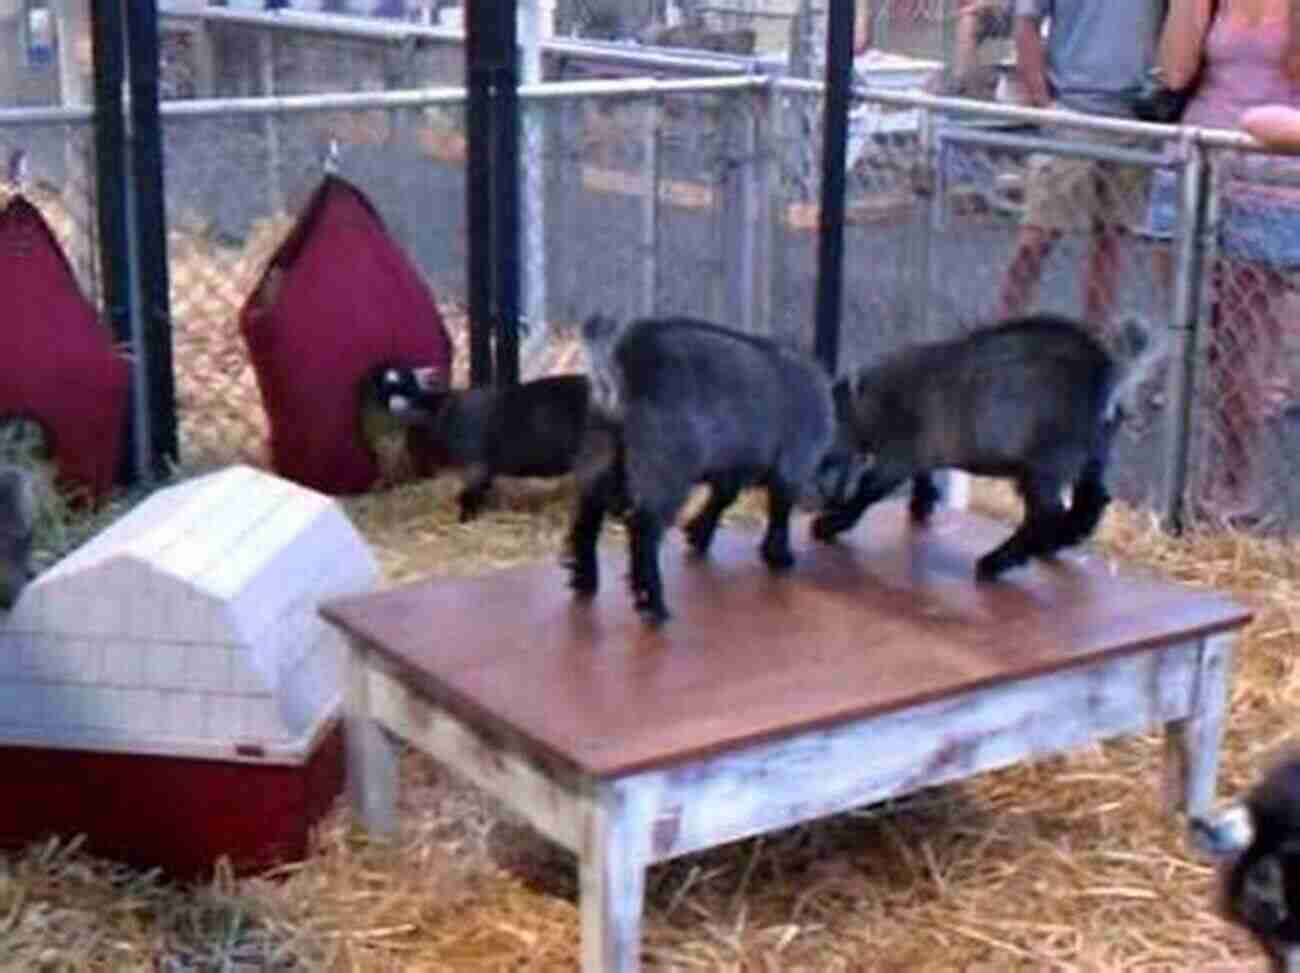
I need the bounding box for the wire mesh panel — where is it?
[162,100,467,471]
[159,17,465,99]
[1186,146,1300,532]
[524,88,758,375]
[841,97,1185,518]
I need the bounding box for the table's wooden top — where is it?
[321,502,1252,779]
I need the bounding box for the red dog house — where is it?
[0,197,130,497]
[241,175,452,495]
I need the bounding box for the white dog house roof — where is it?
[0,465,380,764]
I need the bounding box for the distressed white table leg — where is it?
[1165,632,1235,817]
[345,637,400,837]
[581,778,659,973]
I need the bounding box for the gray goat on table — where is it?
[572,314,865,626]
[813,313,1163,580]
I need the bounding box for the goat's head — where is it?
[1192,754,1300,972]
[368,364,447,420]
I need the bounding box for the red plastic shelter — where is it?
[0,196,130,498]
[241,175,452,495]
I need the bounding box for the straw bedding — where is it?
[0,468,1292,971]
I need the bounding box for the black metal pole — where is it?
[813,0,854,374]
[90,0,136,486]
[125,0,178,478]
[465,3,495,388]
[492,2,521,387]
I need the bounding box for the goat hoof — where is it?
[975,551,1019,581]
[761,542,795,571]
[811,515,843,543]
[638,603,670,627]
[683,519,715,556]
[909,496,937,526]
[569,571,598,597]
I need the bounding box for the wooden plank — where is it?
[634,641,1200,863]
[321,503,1251,780]
[366,659,589,853]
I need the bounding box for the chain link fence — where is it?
[35,5,1286,536]
[1188,148,1300,530]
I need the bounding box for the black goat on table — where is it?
[813,313,1163,580]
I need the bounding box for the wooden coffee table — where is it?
[320,501,1251,972]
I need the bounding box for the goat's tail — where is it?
[1104,314,1168,424]
[581,314,627,419]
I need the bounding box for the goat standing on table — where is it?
[572,314,864,626]
[1192,753,1300,972]
[371,366,620,523]
[0,464,36,611]
[813,313,1162,579]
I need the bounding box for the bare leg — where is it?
[1083,224,1123,327]
[996,225,1058,319]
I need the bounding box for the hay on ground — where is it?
[0,477,1294,971]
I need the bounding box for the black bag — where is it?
[1133,68,1196,123]
[1133,0,1216,124]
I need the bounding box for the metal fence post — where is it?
[90,0,137,485]
[751,79,776,339]
[259,32,284,215]
[465,5,495,387]
[1160,134,1210,533]
[720,90,755,330]
[125,0,178,479]
[492,2,521,387]
[813,0,854,373]
[911,105,936,339]
[640,94,660,317]
[519,0,549,372]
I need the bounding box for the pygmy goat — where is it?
[0,464,36,610]
[813,313,1163,580]
[371,365,619,523]
[1192,752,1300,972]
[572,314,864,626]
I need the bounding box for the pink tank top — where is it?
[1183,15,1300,130]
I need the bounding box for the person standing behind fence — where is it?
[994,0,1164,327]
[925,0,1017,98]
[1152,0,1300,519]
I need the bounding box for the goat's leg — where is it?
[812,467,907,542]
[760,482,797,570]
[1055,457,1112,550]
[975,473,1067,580]
[457,464,493,522]
[908,472,942,525]
[684,474,743,556]
[565,470,616,597]
[628,506,669,625]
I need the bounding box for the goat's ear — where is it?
[1191,804,1256,858]
[412,367,444,392]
